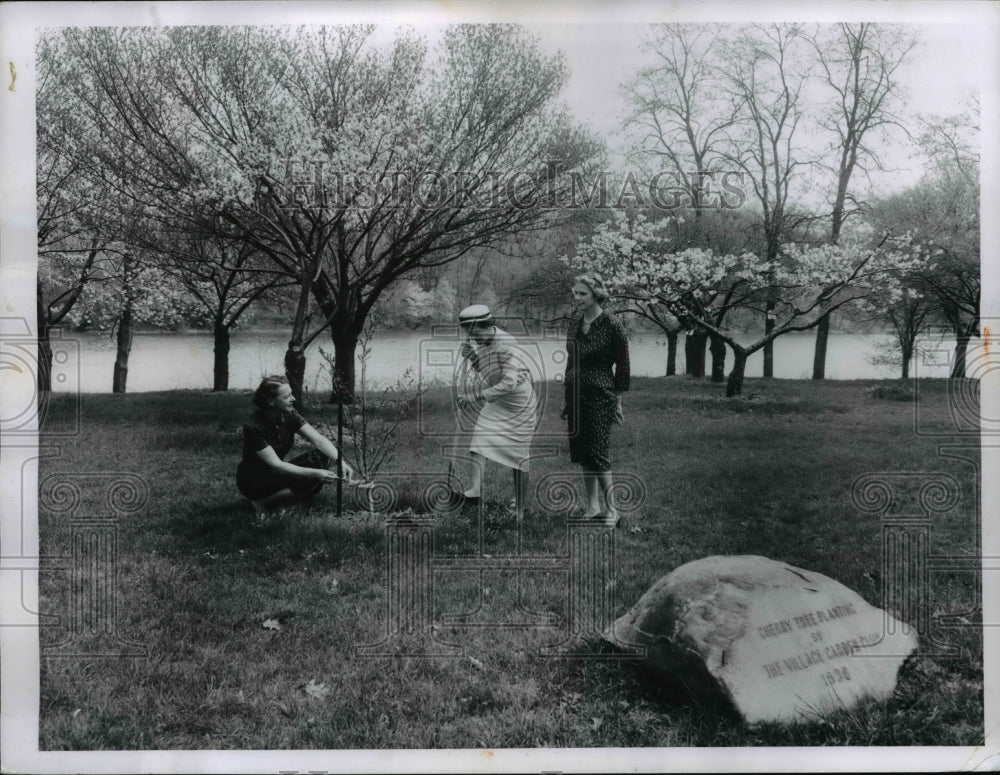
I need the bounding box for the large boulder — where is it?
[605,555,918,724]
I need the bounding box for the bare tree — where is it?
[156,224,296,391]
[35,33,110,392]
[895,107,979,378]
[808,22,916,379]
[625,23,743,380]
[716,23,815,379]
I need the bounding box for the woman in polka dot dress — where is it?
[560,273,630,527]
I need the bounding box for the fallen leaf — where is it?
[72,708,82,718]
[591,717,603,730]
[304,679,330,700]
[468,657,485,671]
[262,618,281,631]
[628,526,643,534]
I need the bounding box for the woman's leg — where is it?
[465,451,485,498]
[581,465,601,516]
[512,467,528,519]
[596,470,618,521]
[285,450,330,502]
[240,452,328,511]
[249,488,298,514]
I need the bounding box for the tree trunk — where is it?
[763,302,775,378]
[212,322,231,392]
[709,332,726,383]
[329,327,359,403]
[37,282,53,393]
[950,344,967,379]
[284,342,307,404]
[950,324,973,379]
[112,303,133,394]
[666,332,678,376]
[726,349,749,398]
[37,331,54,393]
[687,330,708,378]
[900,343,912,380]
[812,313,830,380]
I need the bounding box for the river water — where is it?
[49,328,955,394]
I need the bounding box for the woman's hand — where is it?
[314,462,358,483]
[338,464,359,482]
[312,467,339,483]
[458,393,483,407]
[560,406,568,421]
[613,399,624,425]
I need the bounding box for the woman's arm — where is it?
[254,444,338,482]
[610,320,630,423]
[460,339,481,372]
[561,329,576,420]
[611,320,631,393]
[298,423,355,478]
[480,347,520,402]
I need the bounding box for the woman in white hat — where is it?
[451,304,538,520]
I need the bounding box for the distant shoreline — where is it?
[60,325,928,338]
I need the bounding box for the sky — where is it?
[11,3,994,195]
[368,10,989,199]
[547,22,982,142]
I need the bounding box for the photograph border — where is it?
[2,1,997,772]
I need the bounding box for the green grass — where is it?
[37,377,983,749]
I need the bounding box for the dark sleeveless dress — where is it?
[236,408,330,500]
[563,312,630,472]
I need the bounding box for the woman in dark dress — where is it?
[560,274,630,527]
[237,375,356,513]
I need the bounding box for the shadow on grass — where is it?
[684,395,849,416]
[166,500,386,568]
[560,639,744,745]
[167,500,263,549]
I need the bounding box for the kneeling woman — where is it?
[237,375,355,512]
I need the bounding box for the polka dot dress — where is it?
[563,312,630,472]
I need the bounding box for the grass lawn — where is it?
[37,376,983,749]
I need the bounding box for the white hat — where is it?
[458,304,492,325]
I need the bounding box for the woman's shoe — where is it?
[599,513,621,528]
